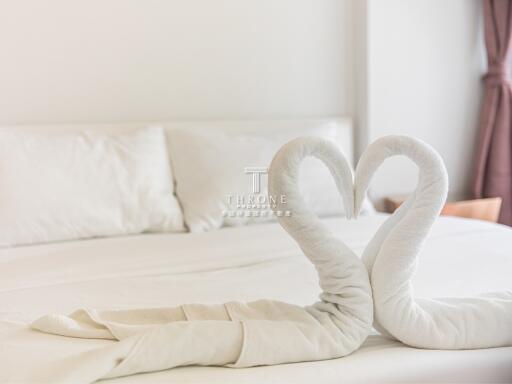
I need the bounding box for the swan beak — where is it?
[353,197,361,220]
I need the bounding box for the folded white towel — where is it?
[29,137,373,383]
[354,135,512,349]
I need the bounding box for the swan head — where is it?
[354,135,449,218]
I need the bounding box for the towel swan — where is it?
[27,136,373,382]
[354,135,512,349]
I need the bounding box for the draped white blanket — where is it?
[28,137,373,383]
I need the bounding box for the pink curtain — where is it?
[473,0,512,225]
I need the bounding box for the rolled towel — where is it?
[28,136,373,383]
[354,135,512,349]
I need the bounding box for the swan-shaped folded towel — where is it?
[28,137,373,383]
[354,135,512,349]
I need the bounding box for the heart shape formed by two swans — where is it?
[26,135,511,383]
[269,135,512,350]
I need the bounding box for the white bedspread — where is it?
[1,215,511,383]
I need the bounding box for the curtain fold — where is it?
[473,0,512,225]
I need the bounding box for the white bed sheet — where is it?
[0,214,511,383]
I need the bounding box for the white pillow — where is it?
[0,126,185,247]
[168,125,375,232]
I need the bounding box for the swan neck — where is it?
[268,137,354,245]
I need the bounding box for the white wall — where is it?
[361,0,485,204]
[0,0,485,204]
[0,0,353,123]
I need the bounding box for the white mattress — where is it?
[1,214,511,383]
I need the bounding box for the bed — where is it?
[1,215,511,382]
[0,119,511,383]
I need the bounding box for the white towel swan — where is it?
[26,136,373,383]
[354,135,512,349]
